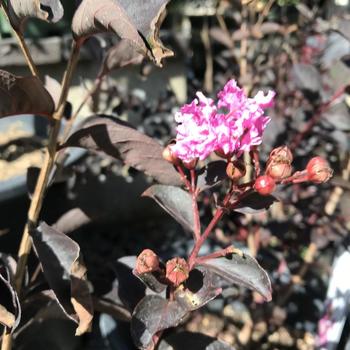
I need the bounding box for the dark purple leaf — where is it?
[175,267,222,311]
[72,0,172,66]
[59,115,182,186]
[197,161,228,192]
[158,331,236,350]
[0,257,21,332]
[6,0,64,31]
[134,271,167,294]
[197,251,272,302]
[31,222,93,335]
[131,295,188,350]
[142,185,194,232]
[102,39,144,76]
[0,70,55,119]
[102,257,146,314]
[233,192,278,214]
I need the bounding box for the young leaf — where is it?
[197,251,272,302]
[59,115,182,186]
[142,185,194,232]
[6,0,64,31]
[131,295,188,350]
[0,70,55,118]
[31,222,93,335]
[101,39,144,76]
[158,331,236,350]
[233,192,278,214]
[197,161,228,192]
[0,260,21,332]
[72,0,172,65]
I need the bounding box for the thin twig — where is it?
[62,72,105,141]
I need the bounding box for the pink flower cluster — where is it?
[171,79,275,162]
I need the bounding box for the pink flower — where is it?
[170,92,217,162]
[171,79,275,161]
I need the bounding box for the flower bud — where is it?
[266,146,293,180]
[165,257,189,286]
[226,160,246,181]
[306,157,333,184]
[162,145,180,165]
[268,146,293,164]
[135,249,159,275]
[254,175,276,195]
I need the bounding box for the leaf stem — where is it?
[176,165,191,191]
[195,245,236,264]
[190,170,201,241]
[188,187,253,270]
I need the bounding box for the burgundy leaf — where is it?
[233,192,278,214]
[60,115,182,186]
[197,161,228,192]
[131,295,188,350]
[197,251,272,302]
[31,222,93,335]
[142,185,194,232]
[72,0,172,66]
[175,267,222,311]
[6,0,64,31]
[102,39,144,76]
[0,70,55,118]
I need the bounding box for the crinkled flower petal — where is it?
[171,79,275,162]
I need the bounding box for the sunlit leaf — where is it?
[142,185,194,232]
[197,251,272,301]
[31,222,93,335]
[60,115,182,186]
[0,70,55,118]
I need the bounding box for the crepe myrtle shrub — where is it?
[0,1,334,349]
[125,80,332,349]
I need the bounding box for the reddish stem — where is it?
[195,245,236,263]
[250,147,260,177]
[190,170,201,241]
[176,165,191,191]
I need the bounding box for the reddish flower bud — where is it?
[162,145,180,165]
[165,257,189,286]
[306,157,333,184]
[266,162,292,180]
[254,175,276,195]
[226,160,246,181]
[182,158,198,170]
[135,249,159,275]
[268,146,293,164]
[266,146,293,180]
